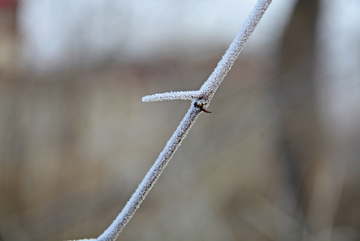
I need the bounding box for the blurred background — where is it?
[1,0,360,240]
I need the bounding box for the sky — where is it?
[19,0,296,70]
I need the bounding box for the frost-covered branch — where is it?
[71,0,272,240]
[142,90,200,102]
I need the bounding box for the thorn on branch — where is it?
[202,108,212,113]
[194,101,212,113]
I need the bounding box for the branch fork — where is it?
[142,90,212,113]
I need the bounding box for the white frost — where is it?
[142,90,200,102]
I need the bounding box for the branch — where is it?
[142,90,200,102]
[71,0,272,240]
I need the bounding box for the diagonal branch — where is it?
[71,0,272,240]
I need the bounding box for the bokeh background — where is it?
[1,0,360,240]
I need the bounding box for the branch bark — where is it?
[71,0,272,240]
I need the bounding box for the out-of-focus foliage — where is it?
[0,0,360,241]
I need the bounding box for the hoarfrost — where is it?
[142,91,200,102]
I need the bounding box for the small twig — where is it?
[142,90,200,102]
[71,0,272,240]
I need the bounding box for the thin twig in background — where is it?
[71,0,272,240]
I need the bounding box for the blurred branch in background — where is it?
[271,0,320,239]
[0,0,18,72]
[272,0,360,240]
[0,0,360,241]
